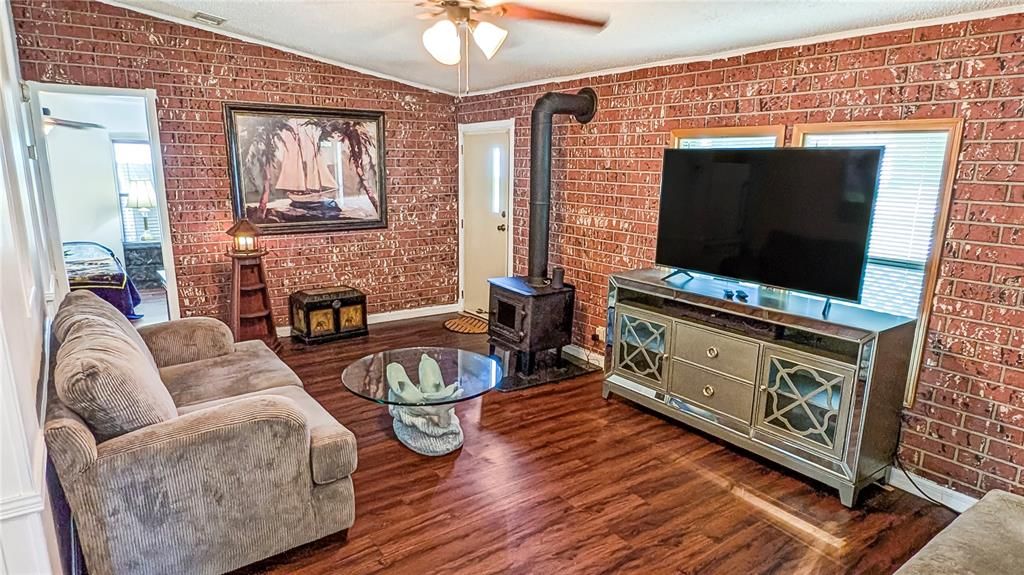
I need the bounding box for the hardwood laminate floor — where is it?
[235,314,955,575]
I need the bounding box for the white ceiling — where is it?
[112,0,1024,95]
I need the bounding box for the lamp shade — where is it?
[226,218,261,254]
[422,19,461,65]
[125,180,157,210]
[470,21,507,60]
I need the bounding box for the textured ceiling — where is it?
[111,0,1024,94]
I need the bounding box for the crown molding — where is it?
[460,4,1024,97]
[99,0,461,96]
[99,2,1023,98]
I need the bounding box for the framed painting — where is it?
[224,103,387,234]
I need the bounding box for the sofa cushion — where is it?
[179,386,358,482]
[895,489,1024,575]
[55,316,178,442]
[160,339,302,407]
[54,291,158,371]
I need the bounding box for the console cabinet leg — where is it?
[838,484,860,508]
[601,383,611,400]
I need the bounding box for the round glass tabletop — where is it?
[341,347,502,406]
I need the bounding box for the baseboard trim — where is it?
[564,344,605,368]
[276,303,462,337]
[888,468,977,513]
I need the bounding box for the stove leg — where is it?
[522,351,536,375]
[555,346,564,367]
[488,343,495,355]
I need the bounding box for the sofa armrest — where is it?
[137,317,236,368]
[45,413,99,480]
[67,397,321,574]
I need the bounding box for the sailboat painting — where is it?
[225,103,387,234]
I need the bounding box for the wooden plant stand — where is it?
[229,250,280,352]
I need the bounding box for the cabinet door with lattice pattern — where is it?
[754,346,855,459]
[613,306,670,391]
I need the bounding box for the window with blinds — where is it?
[802,131,950,317]
[112,141,161,243]
[675,135,778,149]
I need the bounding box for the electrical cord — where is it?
[889,425,958,513]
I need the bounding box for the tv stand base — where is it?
[661,268,694,282]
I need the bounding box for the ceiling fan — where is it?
[417,0,608,65]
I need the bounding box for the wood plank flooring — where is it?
[235,314,955,575]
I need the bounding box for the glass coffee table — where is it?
[342,347,502,455]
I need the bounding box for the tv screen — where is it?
[655,147,882,302]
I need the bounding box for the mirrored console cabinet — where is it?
[604,268,916,507]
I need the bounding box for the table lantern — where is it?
[226,218,261,255]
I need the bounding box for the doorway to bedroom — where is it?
[27,83,178,326]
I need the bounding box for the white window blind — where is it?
[113,141,160,243]
[803,131,950,317]
[676,135,778,149]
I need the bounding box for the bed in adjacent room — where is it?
[62,241,142,319]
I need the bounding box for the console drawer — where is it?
[669,360,755,424]
[672,322,760,382]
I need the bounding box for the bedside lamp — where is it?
[225,218,262,255]
[125,180,157,241]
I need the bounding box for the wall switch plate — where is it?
[596,326,607,343]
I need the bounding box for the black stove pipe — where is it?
[526,87,598,287]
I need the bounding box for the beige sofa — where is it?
[895,489,1024,574]
[45,291,357,575]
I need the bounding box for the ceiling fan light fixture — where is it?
[422,19,461,66]
[470,20,508,60]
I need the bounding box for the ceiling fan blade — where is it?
[493,3,607,29]
[44,117,105,130]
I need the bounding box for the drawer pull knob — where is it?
[706,346,719,359]
[702,385,715,398]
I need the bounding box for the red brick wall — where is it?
[12,0,459,322]
[457,13,1024,496]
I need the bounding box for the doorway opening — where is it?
[28,83,178,325]
[459,119,514,320]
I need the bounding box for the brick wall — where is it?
[457,13,1024,496]
[12,0,459,322]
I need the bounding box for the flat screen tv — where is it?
[655,147,882,302]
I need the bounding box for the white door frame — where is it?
[25,82,181,320]
[457,118,515,312]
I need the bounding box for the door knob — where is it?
[497,224,507,231]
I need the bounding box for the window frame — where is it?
[792,119,964,408]
[670,125,786,148]
[111,138,158,244]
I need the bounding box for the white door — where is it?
[46,126,124,262]
[461,123,512,318]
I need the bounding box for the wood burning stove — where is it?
[487,276,574,374]
[488,88,598,390]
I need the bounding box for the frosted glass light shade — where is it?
[471,21,507,60]
[422,20,461,65]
